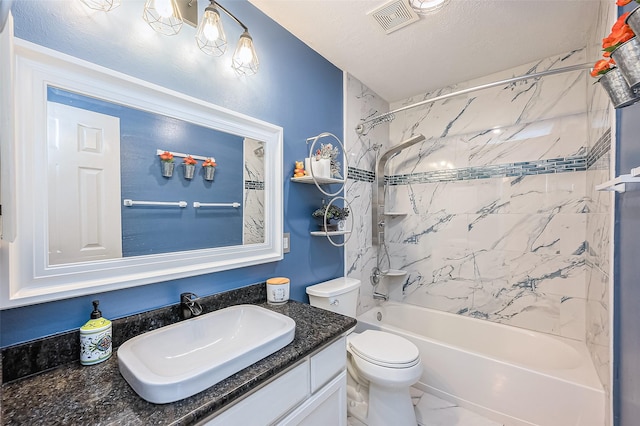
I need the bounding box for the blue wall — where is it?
[0,0,344,347]
[614,93,640,426]
[614,5,640,424]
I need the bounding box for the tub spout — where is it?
[373,291,388,302]
[180,292,203,319]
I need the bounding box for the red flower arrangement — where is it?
[183,155,197,166]
[602,12,635,56]
[202,158,217,167]
[160,151,174,162]
[591,58,616,77]
[591,10,637,78]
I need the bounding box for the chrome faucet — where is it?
[180,292,203,319]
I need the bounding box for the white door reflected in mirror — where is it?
[47,102,123,265]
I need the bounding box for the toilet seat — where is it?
[348,330,420,368]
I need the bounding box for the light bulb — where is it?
[232,31,259,75]
[195,3,227,56]
[237,45,253,64]
[202,11,220,41]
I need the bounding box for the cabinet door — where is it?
[203,361,309,426]
[276,371,347,426]
[310,337,346,393]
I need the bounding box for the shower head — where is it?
[355,112,395,135]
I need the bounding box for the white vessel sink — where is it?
[117,304,296,404]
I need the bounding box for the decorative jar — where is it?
[183,164,195,180]
[598,67,640,108]
[626,6,640,38]
[161,162,174,178]
[204,166,215,181]
[611,37,640,89]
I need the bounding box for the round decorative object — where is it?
[306,132,347,197]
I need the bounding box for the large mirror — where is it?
[46,86,266,265]
[0,38,283,308]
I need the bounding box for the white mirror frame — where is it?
[0,35,283,309]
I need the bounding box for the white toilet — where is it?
[306,277,422,426]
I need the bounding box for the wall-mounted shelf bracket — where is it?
[595,174,640,193]
[156,149,215,162]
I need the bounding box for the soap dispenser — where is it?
[79,300,112,366]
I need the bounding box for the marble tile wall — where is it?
[243,138,265,245]
[371,49,590,341]
[345,74,390,314]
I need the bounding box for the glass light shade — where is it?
[232,31,259,76]
[409,0,449,15]
[80,0,121,11]
[195,6,227,56]
[143,0,183,36]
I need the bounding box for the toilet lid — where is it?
[348,330,420,368]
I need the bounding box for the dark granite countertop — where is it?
[1,299,356,426]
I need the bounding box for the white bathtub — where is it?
[355,302,604,426]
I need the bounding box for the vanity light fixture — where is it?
[83,0,259,75]
[195,1,260,75]
[408,0,450,15]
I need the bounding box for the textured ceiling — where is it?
[249,0,600,102]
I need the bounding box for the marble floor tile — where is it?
[347,389,503,426]
[414,392,503,426]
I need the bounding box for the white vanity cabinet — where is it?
[201,336,347,426]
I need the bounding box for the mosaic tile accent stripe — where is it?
[348,166,375,183]
[347,133,610,185]
[587,129,611,170]
[245,180,264,190]
[387,156,587,186]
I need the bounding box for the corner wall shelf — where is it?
[310,230,351,237]
[291,176,345,185]
[383,211,407,217]
[595,173,640,193]
[382,269,407,277]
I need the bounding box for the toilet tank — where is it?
[305,277,361,317]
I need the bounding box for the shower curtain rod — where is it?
[355,63,592,134]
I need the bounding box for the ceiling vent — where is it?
[368,0,420,34]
